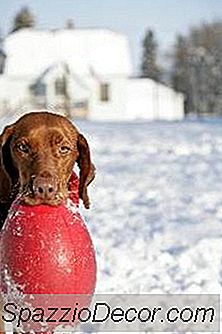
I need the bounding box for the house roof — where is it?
[3,28,133,77]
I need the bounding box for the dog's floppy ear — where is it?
[77,133,95,209]
[0,124,18,190]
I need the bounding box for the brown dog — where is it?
[0,111,95,333]
[0,111,95,230]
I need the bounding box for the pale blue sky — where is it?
[1,0,222,73]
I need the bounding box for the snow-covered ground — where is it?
[75,119,222,295]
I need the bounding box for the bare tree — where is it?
[171,21,222,115]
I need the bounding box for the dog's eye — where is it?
[59,146,71,154]
[17,143,29,154]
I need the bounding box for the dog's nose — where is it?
[33,177,58,201]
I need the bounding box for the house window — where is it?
[100,83,110,102]
[55,77,66,95]
[30,82,46,96]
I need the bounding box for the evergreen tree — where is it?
[11,6,35,33]
[141,29,162,81]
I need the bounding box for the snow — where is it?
[4,28,132,77]
[1,116,222,333]
[75,119,222,296]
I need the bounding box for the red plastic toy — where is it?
[0,171,96,295]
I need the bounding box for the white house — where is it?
[0,28,184,120]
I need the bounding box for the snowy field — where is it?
[1,116,222,333]
[74,118,222,296]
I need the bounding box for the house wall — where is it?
[127,79,157,120]
[0,76,31,115]
[42,64,90,103]
[88,76,129,121]
[127,78,184,121]
[156,83,184,120]
[88,76,184,121]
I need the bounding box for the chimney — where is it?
[66,19,75,29]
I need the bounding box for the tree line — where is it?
[142,22,222,115]
[2,7,222,115]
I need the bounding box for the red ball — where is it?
[0,176,96,295]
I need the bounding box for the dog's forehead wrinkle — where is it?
[29,125,47,137]
[19,125,74,145]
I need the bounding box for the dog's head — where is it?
[0,112,95,208]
